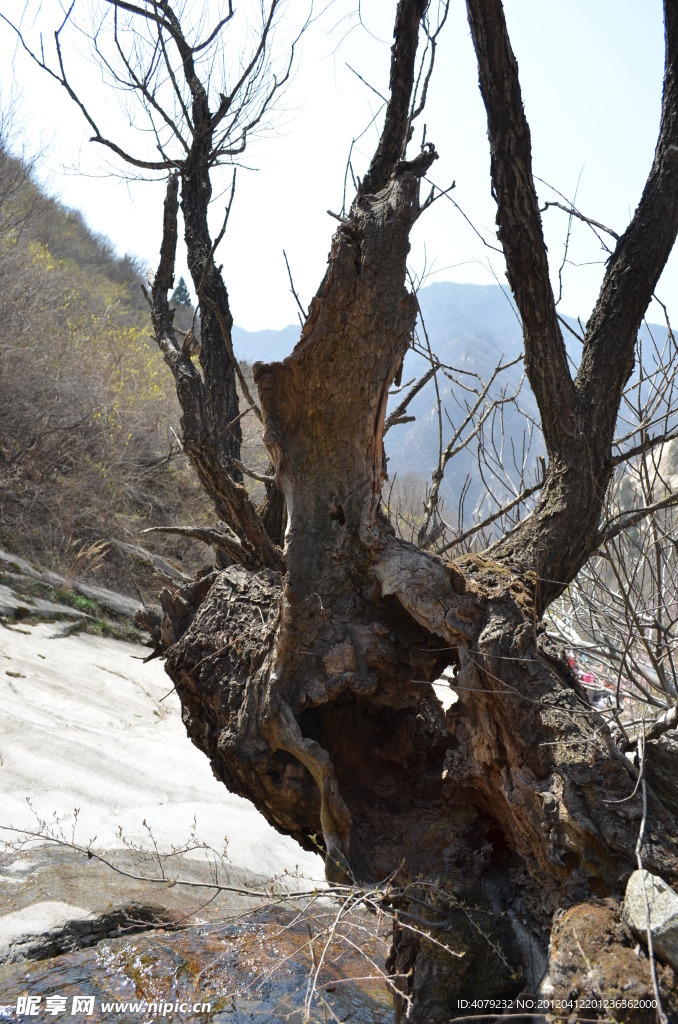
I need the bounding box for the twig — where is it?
[231,458,275,484]
[216,404,258,444]
[384,365,438,433]
[423,179,502,254]
[541,199,619,243]
[610,428,678,468]
[557,313,585,344]
[345,63,387,103]
[283,249,308,322]
[436,477,543,554]
[596,491,678,547]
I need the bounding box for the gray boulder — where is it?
[623,869,678,970]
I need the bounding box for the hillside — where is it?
[0,140,214,596]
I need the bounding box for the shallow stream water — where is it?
[0,906,393,1023]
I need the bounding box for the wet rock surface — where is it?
[0,912,393,1023]
[0,850,392,1023]
[0,845,289,959]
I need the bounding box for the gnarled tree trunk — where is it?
[136,0,678,1018]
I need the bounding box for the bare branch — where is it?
[143,524,248,563]
[417,354,524,546]
[0,9,175,171]
[110,4,189,155]
[192,6,235,55]
[361,0,428,195]
[210,0,283,133]
[436,477,544,554]
[541,199,620,244]
[384,365,438,434]
[596,491,678,548]
[465,0,577,457]
[576,0,678,434]
[611,428,678,468]
[231,459,276,485]
[148,175,281,571]
[283,249,308,323]
[557,313,585,345]
[346,63,387,103]
[409,0,450,124]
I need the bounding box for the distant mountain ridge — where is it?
[390,283,535,516]
[232,282,526,367]
[233,324,301,365]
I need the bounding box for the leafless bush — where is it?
[547,318,678,732]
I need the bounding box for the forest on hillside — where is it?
[0,122,270,597]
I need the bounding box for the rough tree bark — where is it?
[56,0,678,1018]
[151,1,678,1020]
[151,25,673,1024]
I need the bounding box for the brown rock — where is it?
[546,900,678,1023]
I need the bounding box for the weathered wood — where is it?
[145,1,678,1019]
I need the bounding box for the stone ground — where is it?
[0,568,324,981]
[0,603,322,874]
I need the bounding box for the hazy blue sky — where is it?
[1,1,674,331]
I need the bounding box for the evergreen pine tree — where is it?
[171,276,192,308]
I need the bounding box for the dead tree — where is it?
[14,0,678,1017]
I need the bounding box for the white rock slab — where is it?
[0,585,83,620]
[623,869,678,970]
[0,621,322,882]
[0,901,92,951]
[0,547,141,618]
